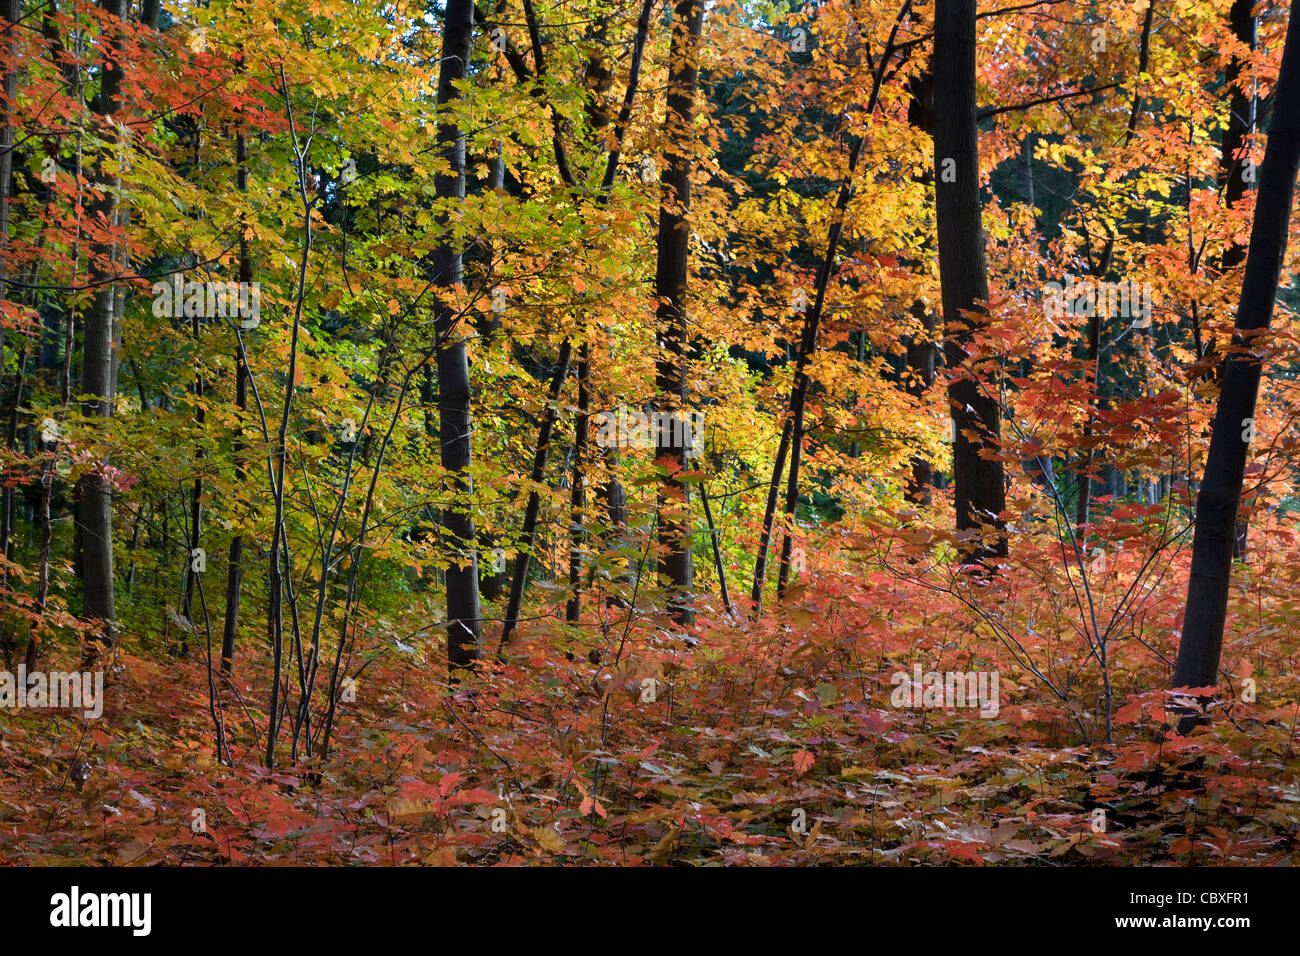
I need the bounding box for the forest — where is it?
[0,0,1299,871]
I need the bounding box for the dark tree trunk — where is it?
[181,121,207,652]
[498,0,650,648]
[566,0,653,619]
[566,349,589,622]
[933,0,1006,557]
[0,0,17,375]
[652,0,704,624]
[1074,245,1111,534]
[1075,3,1150,535]
[754,4,908,606]
[478,140,508,604]
[1174,0,1300,693]
[78,0,128,655]
[904,70,937,505]
[221,128,252,676]
[1219,0,1258,560]
[0,0,21,669]
[1219,0,1259,271]
[587,0,653,604]
[434,0,483,674]
[498,343,571,650]
[1,347,28,573]
[905,302,938,503]
[699,482,732,616]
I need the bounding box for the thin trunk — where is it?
[653,0,705,623]
[78,0,129,657]
[1074,239,1113,532]
[499,0,653,646]
[1,346,28,568]
[588,0,655,602]
[849,330,865,460]
[181,314,204,654]
[933,0,1006,558]
[266,65,316,767]
[1219,0,1258,560]
[1174,0,1300,694]
[478,140,508,603]
[1076,1,1152,533]
[566,348,589,622]
[178,123,205,654]
[699,482,732,616]
[39,132,83,661]
[0,0,21,596]
[221,125,252,676]
[0,0,18,386]
[499,342,570,650]
[904,69,936,504]
[757,2,910,605]
[435,0,483,673]
[905,303,937,503]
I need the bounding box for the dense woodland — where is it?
[1,0,1299,867]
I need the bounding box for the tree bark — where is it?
[905,70,937,505]
[435,0,483,674]
[905,301,938,503]
[933,0,1006,557]
[498,0,653,645]
[753,2,910,607]
[221,127,252,676]
[566,348,589,622]
[652,0,705,624]
[1218,0,1258,560]
[0,0,18,379]
[1074,238,1113,533]
[1219,0,1258,272]
[78,0,129,655]
[1174,0,1300,693]
[1075,2,1151,535]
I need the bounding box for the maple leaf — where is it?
[792,750,815,777]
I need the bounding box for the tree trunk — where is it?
[1219,0,1258,272]
[754,4,909,606]
[904,70,936,505]
[497,0,652,645]
[652,0,704,624]
[435,0,483,673]
[0,0,20,620]
[905,302,938,503]
[78,0,129,655]
[221,127,252,676]
[478,140,508,604]
[181,116,207,653]
[586,0,653,605]
[1074,244,1112,534]
[1174,0,1300,693]
[0,0,17,380]
[566,348,589,622]
[933,0,1006,557]
[1076,3,1150,535]
[1219,0,1258,560]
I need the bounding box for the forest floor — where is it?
[2,525,1299,866]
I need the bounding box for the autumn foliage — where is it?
[1,0,1299,866]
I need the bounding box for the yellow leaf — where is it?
[531,826,564,853]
